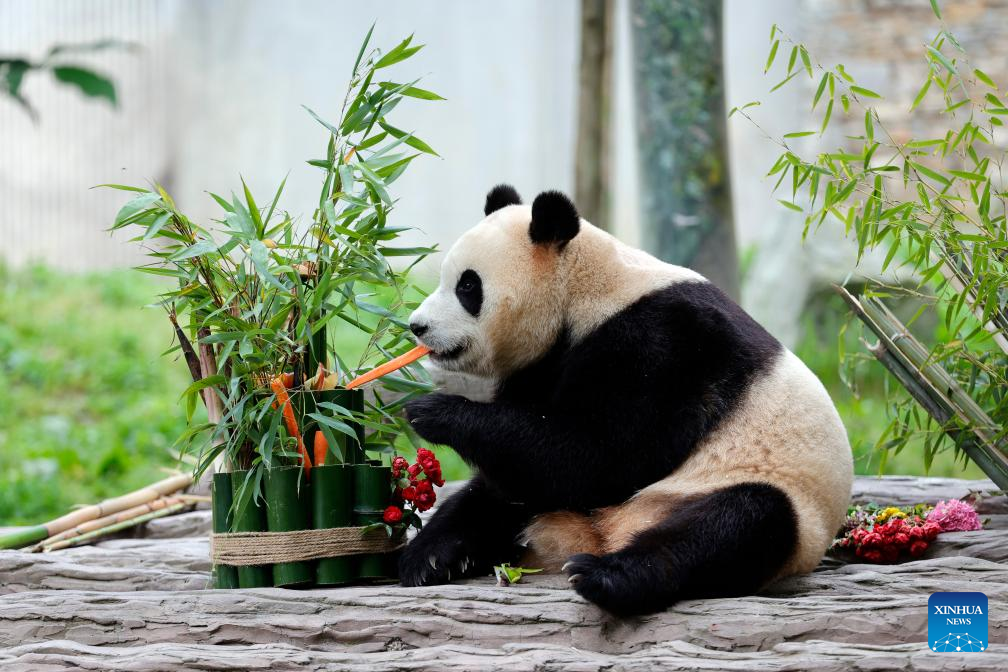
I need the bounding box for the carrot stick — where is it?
[270,377,311,474]
[313,431,329,467]
[345,345,431,390]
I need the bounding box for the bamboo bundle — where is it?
[30,496,185,551]
[0,473,192,550]
[835,285,1008,490]
[41,501,190,552]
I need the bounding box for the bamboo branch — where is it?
[41,502,190,552]
[0,473,192,550]
[29,496,186,551]
[835,285,1008,490]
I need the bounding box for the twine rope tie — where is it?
[210,526,403,566]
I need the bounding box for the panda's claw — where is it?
[567,573,583,585]
[561,561,574,573]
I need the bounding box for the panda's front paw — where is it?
[398,533,484,587]
[404,393,465,446]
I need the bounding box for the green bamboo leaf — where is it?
[927,46,957,75]
[378,121,439,156]
[910,161,951,185]
[401,86,444,100]
[910,77,932,111]
[142,211,173,241]
[765,39,780,73]
[96,183,149,193]
[241,177,264,237]
[974,68,996,89]
[851,85,881,99]
[786,46,798,75]
[777,199,803,212]
[728,101,760,118]
[264,174,287,226]
[375,39,423,69]
[930,0,942,20]
[353,23,375,74]
[51,65,116,105]
[171,238,218,261]
[812,73,829,109]
[864,109,874,142]
[799,46,813,78]
[948,169,987,182]
[784,131,816,138]
[113,192,161,228]
[820,99,833,135]
[302,105,340,136]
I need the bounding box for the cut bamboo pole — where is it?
[835,285,1008,490]
[42,502,190,552]
[29,496,185,551]
[0,473,192,550]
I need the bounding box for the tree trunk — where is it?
[574,0,615,231]
[631,0,739,299]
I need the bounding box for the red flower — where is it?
[427,467,445,488]
[392,456,409,477]
[909,540,929,557]
[383,505,403,525]
[401,486,417,502]
[413,479,437,512]
[407,463,422,479]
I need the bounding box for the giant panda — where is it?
[400,185,853,616]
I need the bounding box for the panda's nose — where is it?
[409,322,429,338]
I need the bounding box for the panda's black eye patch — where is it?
[455,269,483,317]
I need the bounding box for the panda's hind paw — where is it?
[562,552,670,617]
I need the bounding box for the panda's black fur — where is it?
[400,188,813,617]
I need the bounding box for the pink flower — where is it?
[927,499,982,532]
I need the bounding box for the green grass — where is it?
[0,266,985,526]
[0,264,470,526]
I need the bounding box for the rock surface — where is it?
[0,476,1005,671]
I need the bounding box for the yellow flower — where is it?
[875,507,907,523]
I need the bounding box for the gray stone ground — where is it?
[0,476,1005,671]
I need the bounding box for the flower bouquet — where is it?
[831,499,983,563]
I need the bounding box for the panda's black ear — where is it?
[484,184,522,216]
[530,190,580,247]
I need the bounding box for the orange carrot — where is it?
[280,372,295,389]
[345,345,432,390]
[270,377,311,474]
[313,431,329,467]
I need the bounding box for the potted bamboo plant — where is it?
[108,28,442,588]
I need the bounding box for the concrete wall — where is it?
[0,0,579,272]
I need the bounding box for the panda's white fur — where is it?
[403,190,854,613]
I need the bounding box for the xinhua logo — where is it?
[928,592,988,652]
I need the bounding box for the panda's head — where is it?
[409,184,580,380]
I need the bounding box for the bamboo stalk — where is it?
[835,285,1008,490]
[0,473,192,550]
[29,496,185,551]
[865,340,1008,488]
[42,502,190,552]
[862,296,1007,455]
